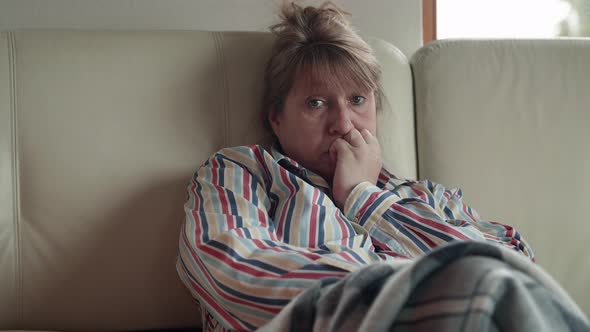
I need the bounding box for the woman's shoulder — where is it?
[212,144,271,164]
[216,144,267,155]
[200,144,274,180]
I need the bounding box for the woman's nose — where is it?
[328,105,354,136]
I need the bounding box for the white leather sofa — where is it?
[1,30,588,331]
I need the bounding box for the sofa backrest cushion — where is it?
[411,39,590,315]
[0,30,415,330]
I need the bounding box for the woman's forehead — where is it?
[291,67,372,95]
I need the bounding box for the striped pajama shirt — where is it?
[176,144,534,331]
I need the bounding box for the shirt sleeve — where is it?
[176,149,378,331]
[342,176,535,261]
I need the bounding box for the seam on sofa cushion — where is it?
[213,32,229,148]
[8,30,23,324]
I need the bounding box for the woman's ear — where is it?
[268,110,281,135]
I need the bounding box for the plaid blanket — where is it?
[259,241,589,332]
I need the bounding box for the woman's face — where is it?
[269,71,377,181]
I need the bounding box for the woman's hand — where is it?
[329,128,382,210]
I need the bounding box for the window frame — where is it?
[423,0,437,44]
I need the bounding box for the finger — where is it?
[359,128,372,141]
[360,128,378,144]
[330,138,350,159]
[346,128,365,147]
[329,147,337,164]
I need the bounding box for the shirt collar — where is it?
[270,143,331,190]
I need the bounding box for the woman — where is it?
[176,2,534,331]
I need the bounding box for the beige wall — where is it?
[0,0,422,57]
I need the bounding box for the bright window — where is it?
[435,0,590,39]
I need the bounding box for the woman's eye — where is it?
[307,99,325,109]
[351,95,366,105]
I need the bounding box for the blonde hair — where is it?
[262,1,383,134]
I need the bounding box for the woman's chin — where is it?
[316,160,335,181]
[303,154,334,181]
